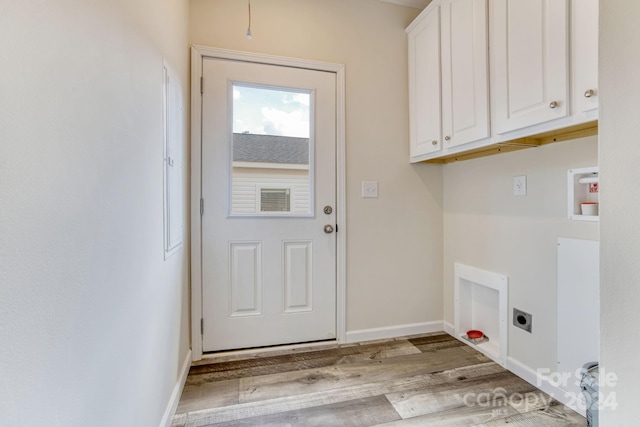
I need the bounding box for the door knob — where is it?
[324,224,334,234]
[584,89,596,98]
[549,101,559,109]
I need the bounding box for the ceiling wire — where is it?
[246,0,253,39]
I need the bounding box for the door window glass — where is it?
[231,84,312,216]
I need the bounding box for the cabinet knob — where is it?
[584,89,596,98]
[444,136,451,141]
[432,140,438,146]
[549,101,559,109]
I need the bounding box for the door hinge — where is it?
[200,318,204,335]
[200,76,203,95]
[200,198,204,216]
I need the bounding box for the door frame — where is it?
[190,45,347,361]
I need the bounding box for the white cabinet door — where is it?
[441,0,490,148]
[571,0,598,115]
[491,0,569,134]
[408,5,442,160]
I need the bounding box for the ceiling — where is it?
[379,0,430,9]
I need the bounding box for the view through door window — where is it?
[231,84,312,216]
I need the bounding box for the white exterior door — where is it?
[201,58,337,352]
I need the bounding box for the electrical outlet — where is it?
[513,175,527,196]
[513,308,533,333]
[362,181,378,198]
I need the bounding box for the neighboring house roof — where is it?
[233,133,309,165]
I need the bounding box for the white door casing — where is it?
[190,47,346,359]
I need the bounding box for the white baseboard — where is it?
[160,349,192,427]
[507,356,586,417]
[345,321,444,343]
[443,321,455,336]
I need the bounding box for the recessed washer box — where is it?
[454,263,508,367]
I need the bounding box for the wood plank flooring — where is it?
[172,333,586,427]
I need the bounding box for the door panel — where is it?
[491,0,569,134]
[571,0,598,114]
[229,241,262,317]
[441,0,490,147]
[201,58,337,352]
[408,5,442,158]
[283,240,313,313]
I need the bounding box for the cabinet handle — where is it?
[444,136,451,141]
[432,140,438,146]
[549,101,559,109]
[584,89,596,98]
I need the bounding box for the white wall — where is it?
[190,0,444,333]
[444,137,598,372]
[0,1,190,426]
[599,1,640,424]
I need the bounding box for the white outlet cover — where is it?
[362,181,378,198]
[513,175,527,196]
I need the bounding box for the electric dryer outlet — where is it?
[513,308,533,333]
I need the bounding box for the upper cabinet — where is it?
[571,0,599,116]
[408,5,442,159]
[490,0,569,134]
[407,0,599,164]
[441,0,490,148]
[408,0,490,162]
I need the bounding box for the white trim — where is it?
[443,320,455,336]
[454,263,508,367]
[162,59,184,260]
[507,356,586,418]
[192,46,346,74]
[159,349,192,427]
[190,46,347,360]
[380,0,430,9]
[190,46,204,361]
[335,52,347,345]
[345,321,444,343]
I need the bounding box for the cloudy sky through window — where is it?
[233,85,311,138]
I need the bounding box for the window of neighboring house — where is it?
[260,188,291,212]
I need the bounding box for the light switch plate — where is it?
[513,175,527,196]
[362,181,378,198]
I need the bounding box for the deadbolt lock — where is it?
[323,206,333,215]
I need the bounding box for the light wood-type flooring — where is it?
[172,333,586,427]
